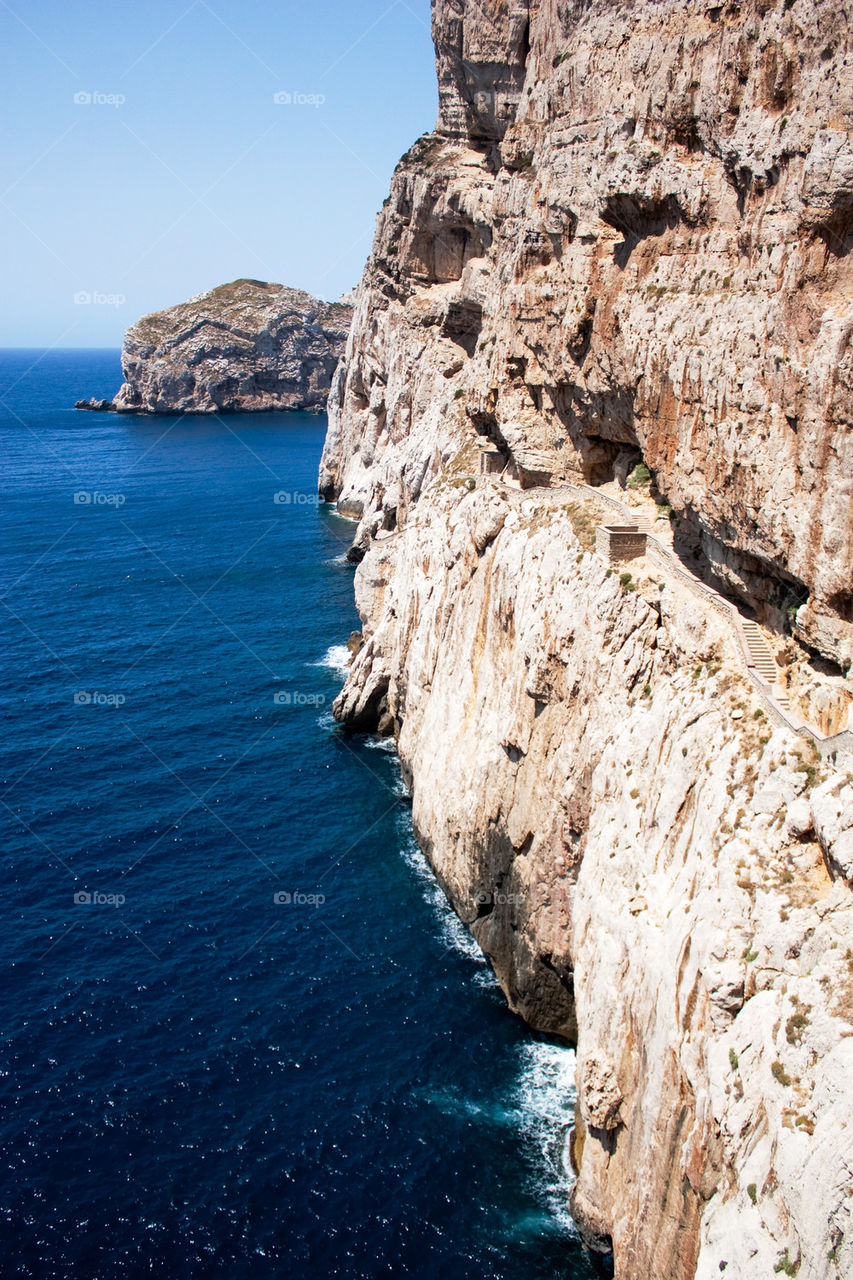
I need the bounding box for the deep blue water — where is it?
[0,350,598,1279]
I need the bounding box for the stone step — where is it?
[741,621,779,686]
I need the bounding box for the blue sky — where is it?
[0,0,436,346]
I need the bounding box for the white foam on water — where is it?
[367,741,412,798]
[436,907,488,965]
[380,749,489,973]
[380,733,579,1241]
[397,828,488,968]
[418,1028,580,1241]
[323,553,352,566]
[315,643,352,676]
[419,1085,518,1127]
[511,1038,580,1236]
[472,967,500,990]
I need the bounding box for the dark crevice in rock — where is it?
[548,380,639,482]
[601,193,683,267]
[827,590,853,624]
[519,18,531,69]
[441,299,484,356]
[814,208,853,259]
[567,296,596,363]
[541,951,575,999]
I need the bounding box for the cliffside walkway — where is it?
[519,479,852,762]
[371,471,850,760]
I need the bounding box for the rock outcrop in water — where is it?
[77,279,352,414]
[321,1,853,1277]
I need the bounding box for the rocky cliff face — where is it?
[321,2,853,1277]
[336,481,853,1279]
[102,279,351,414]
[321,0,853,669]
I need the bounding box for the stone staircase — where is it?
[740,619,790,710]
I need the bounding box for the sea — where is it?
[0,350,606,1279]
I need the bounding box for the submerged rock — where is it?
[74,397,114,411]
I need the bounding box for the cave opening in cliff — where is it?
[466,405,519,483]
[546,381,640,485]
[828,590,853,624]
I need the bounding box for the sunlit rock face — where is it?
[321,3,853,1277]
[111,279,352,414]
[322,0,853,669]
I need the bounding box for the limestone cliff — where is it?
[80,279,352,414]
[320,0,853,669]
[320,2,853,1277]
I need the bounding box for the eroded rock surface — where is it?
[321,0,853,668]
[98,279,352,414]
[333,484,853,1278]
[321,2,853,1277]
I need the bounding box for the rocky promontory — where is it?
[321,1,853,1277]
[77,279,352,414]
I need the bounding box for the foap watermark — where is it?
[472,88,495,117]
[73,90,125,108]
[73,490,125,506]
[74,890,126,906]
[74,691,126,707]
[73,290,126,307]
[273,690,325,707]
[474,890,525,909]
[273,90,325,108]
[273,490,321,506]
[273,890,325,906]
